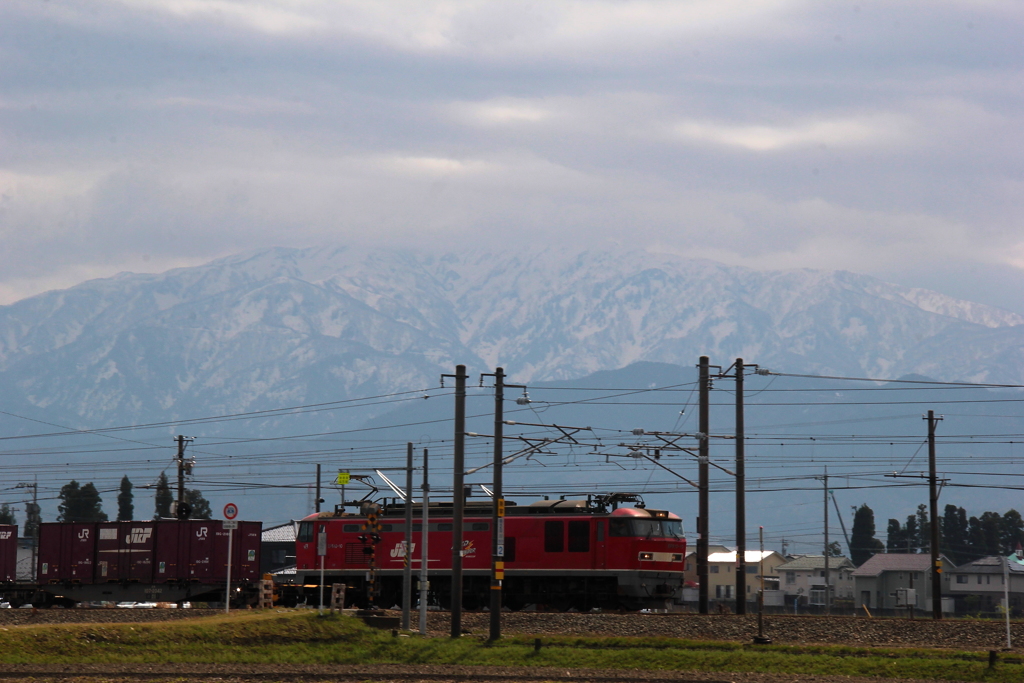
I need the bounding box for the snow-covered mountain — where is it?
[1,245,1022,433]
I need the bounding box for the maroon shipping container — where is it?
[37,523,61,582]
[186,519,218,580]
[153,520,185,582]
[0,525,17,582]
[230,522,262,582]
[121,521,156,582]
[66,523,96,581]
[95,522,123,581]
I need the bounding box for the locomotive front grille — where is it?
[344,544,370,566]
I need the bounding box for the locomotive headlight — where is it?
[638,552,654,561]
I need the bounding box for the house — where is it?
[682,547,786,601]
[852,553,956,614]
[947,554,1024,615]
[776,554,856,606]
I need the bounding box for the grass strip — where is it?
[0,610,1020,682]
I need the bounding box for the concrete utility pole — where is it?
[315,464,321,514]
[402,442,413,631]
[443,364,468,638]
[418,448,430,636]
[698,355,710,615]
[734,358,747,614]
[823,467,830,615]
[926,410,944,620]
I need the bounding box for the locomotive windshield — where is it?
[609,518,683,539]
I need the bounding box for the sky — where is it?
[2,0,1023,312]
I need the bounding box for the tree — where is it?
[850,504,884,566]
[57,481,107,523]
[999,509,1024,555]
[0,504,15,526]
[154,472,173,519]
[941,504,970,566]
[903,512,920,553]
[967,512,1002,561]
[827,541,843,557]
[117,476,134,521]
[185,489,212,520]
[915,503,930,553]
[886,519,906,553]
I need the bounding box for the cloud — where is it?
[1,0,1023,313]
[673,114,909,152]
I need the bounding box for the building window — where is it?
[978,575,983,585]
[710,565,719,574]
[786,572,795,585]
[956,575,968,584]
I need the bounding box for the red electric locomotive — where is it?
[293,494,685,611]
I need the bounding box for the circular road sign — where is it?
[223,503,239,520]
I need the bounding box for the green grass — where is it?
[0,610,1021,682]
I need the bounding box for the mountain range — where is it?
[1,245,1022,436]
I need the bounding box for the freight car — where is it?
[291,494,685,611]
[1,520,263,607]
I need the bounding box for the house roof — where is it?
[776,555,855,572]
[852,553,952,576]
[262,522,296,543]
[955,555,1024,574]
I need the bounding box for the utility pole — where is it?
[926,410,944,620]
[442,364,468,638]
[698,355,710,615]
[174,435,195,520]
[734,358,746,614]
[16,482,39,581]
[315,464,322,514]
[419,448,430,636]
[823,467,830,615]
[402,442,413,631]
[491,367,505,641]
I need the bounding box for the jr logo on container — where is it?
[127,528,153,544]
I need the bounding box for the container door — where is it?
[188,520,216,580]
[124,521,155,582]
[69,523,96,581]
[96,523,122,581]
[154,521,181,581]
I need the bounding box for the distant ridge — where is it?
[1,245,1022,433]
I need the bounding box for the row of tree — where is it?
[0,473,212,530]
[849,503,1024,567]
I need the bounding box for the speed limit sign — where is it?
[223,503,238,520]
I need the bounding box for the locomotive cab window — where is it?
[297,521,314,543]
[544,521,564,552]
[504,537,516,562]
[568,520,589,552]
[609,519,630,537]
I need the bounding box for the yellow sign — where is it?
[336,472,350,485]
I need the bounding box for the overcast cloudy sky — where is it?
[2,0,1022,311]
